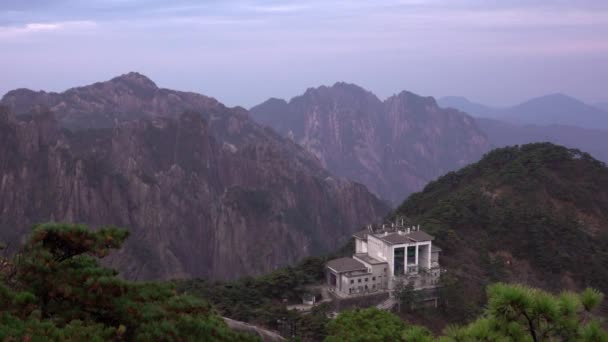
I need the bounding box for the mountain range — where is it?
[250,83,489,204]
[439,94,608,164]
[0,73,389,281]
[439,93,608,130]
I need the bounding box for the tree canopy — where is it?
[0,223,257,341]
[325,284,607,342]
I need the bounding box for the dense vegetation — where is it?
[0,224,257,341]
[176,254,336,341]
[394,143,608,321]
[326,284,607,341]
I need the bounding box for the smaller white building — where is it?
[326,221,442,297]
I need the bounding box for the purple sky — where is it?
[1,0,607,107]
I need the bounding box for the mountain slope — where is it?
[476,117,608,163]
[0,74,389,281]
[394,143,608,316]
[250,83,489,204]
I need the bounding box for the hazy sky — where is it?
[1,0,607,107]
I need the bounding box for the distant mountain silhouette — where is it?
[438,96,501,118]
[440,94,608,130]
[476,118,608,163]
[595,102,608,112]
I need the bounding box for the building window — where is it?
[384,267,387,272]
[365,278,368,282]
[372,277,376,281]
[365,285,368,290]
[407,246,416,264]
[394,247,405,276]
[358,279,361,283]
[372,284,376,289]
[350,280,354,284]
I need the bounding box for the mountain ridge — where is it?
[439,93,608,130]
[0,74,389,281]
[250,83,489,204]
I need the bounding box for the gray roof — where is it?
[326,257,367,273]
[354,253,387,265]
[408,230,434,242]
[376,230,434,245]
[432,245,442,252]
[353,229,368,240]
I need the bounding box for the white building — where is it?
[326,221,441,297]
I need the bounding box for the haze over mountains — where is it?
[596,102,608,112]
[250,83,489,205]
[0,73,388,281]
[438,94,608,165]
[439,94,608,130]
[2,73,607,282]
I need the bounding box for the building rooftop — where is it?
[354,253,387,265]
[353,222,434,245]
[326,257,367,273]
[373,230,434,245]
[352,229,368,240]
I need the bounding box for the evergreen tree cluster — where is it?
[0,223,257,341]
[393,143,608,322]
[326,283,607,341]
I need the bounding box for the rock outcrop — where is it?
[0,74,389,280]
[250,83,489,204]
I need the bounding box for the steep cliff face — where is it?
[0,75,389,281]
[250,83,489,204]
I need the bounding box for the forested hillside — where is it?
[394,143,608,320]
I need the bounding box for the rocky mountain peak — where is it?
[109,72,158,91]
[250,84,490,204]
[388,90,439,109]
[0,79,389,281]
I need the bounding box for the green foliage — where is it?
[402,326,434,342]
[441,283,608,342]
[325,308,405,342]
[176,255,329,335]
[0,223,257,341]
[326,284,607,342]
[392,143,608,322]
[394,280,417,313]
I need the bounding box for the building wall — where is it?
[353,256,389,292]
[342,269,387,295]
[367,235,389,263]
[355,238,368,253]
[431,251,439,265]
